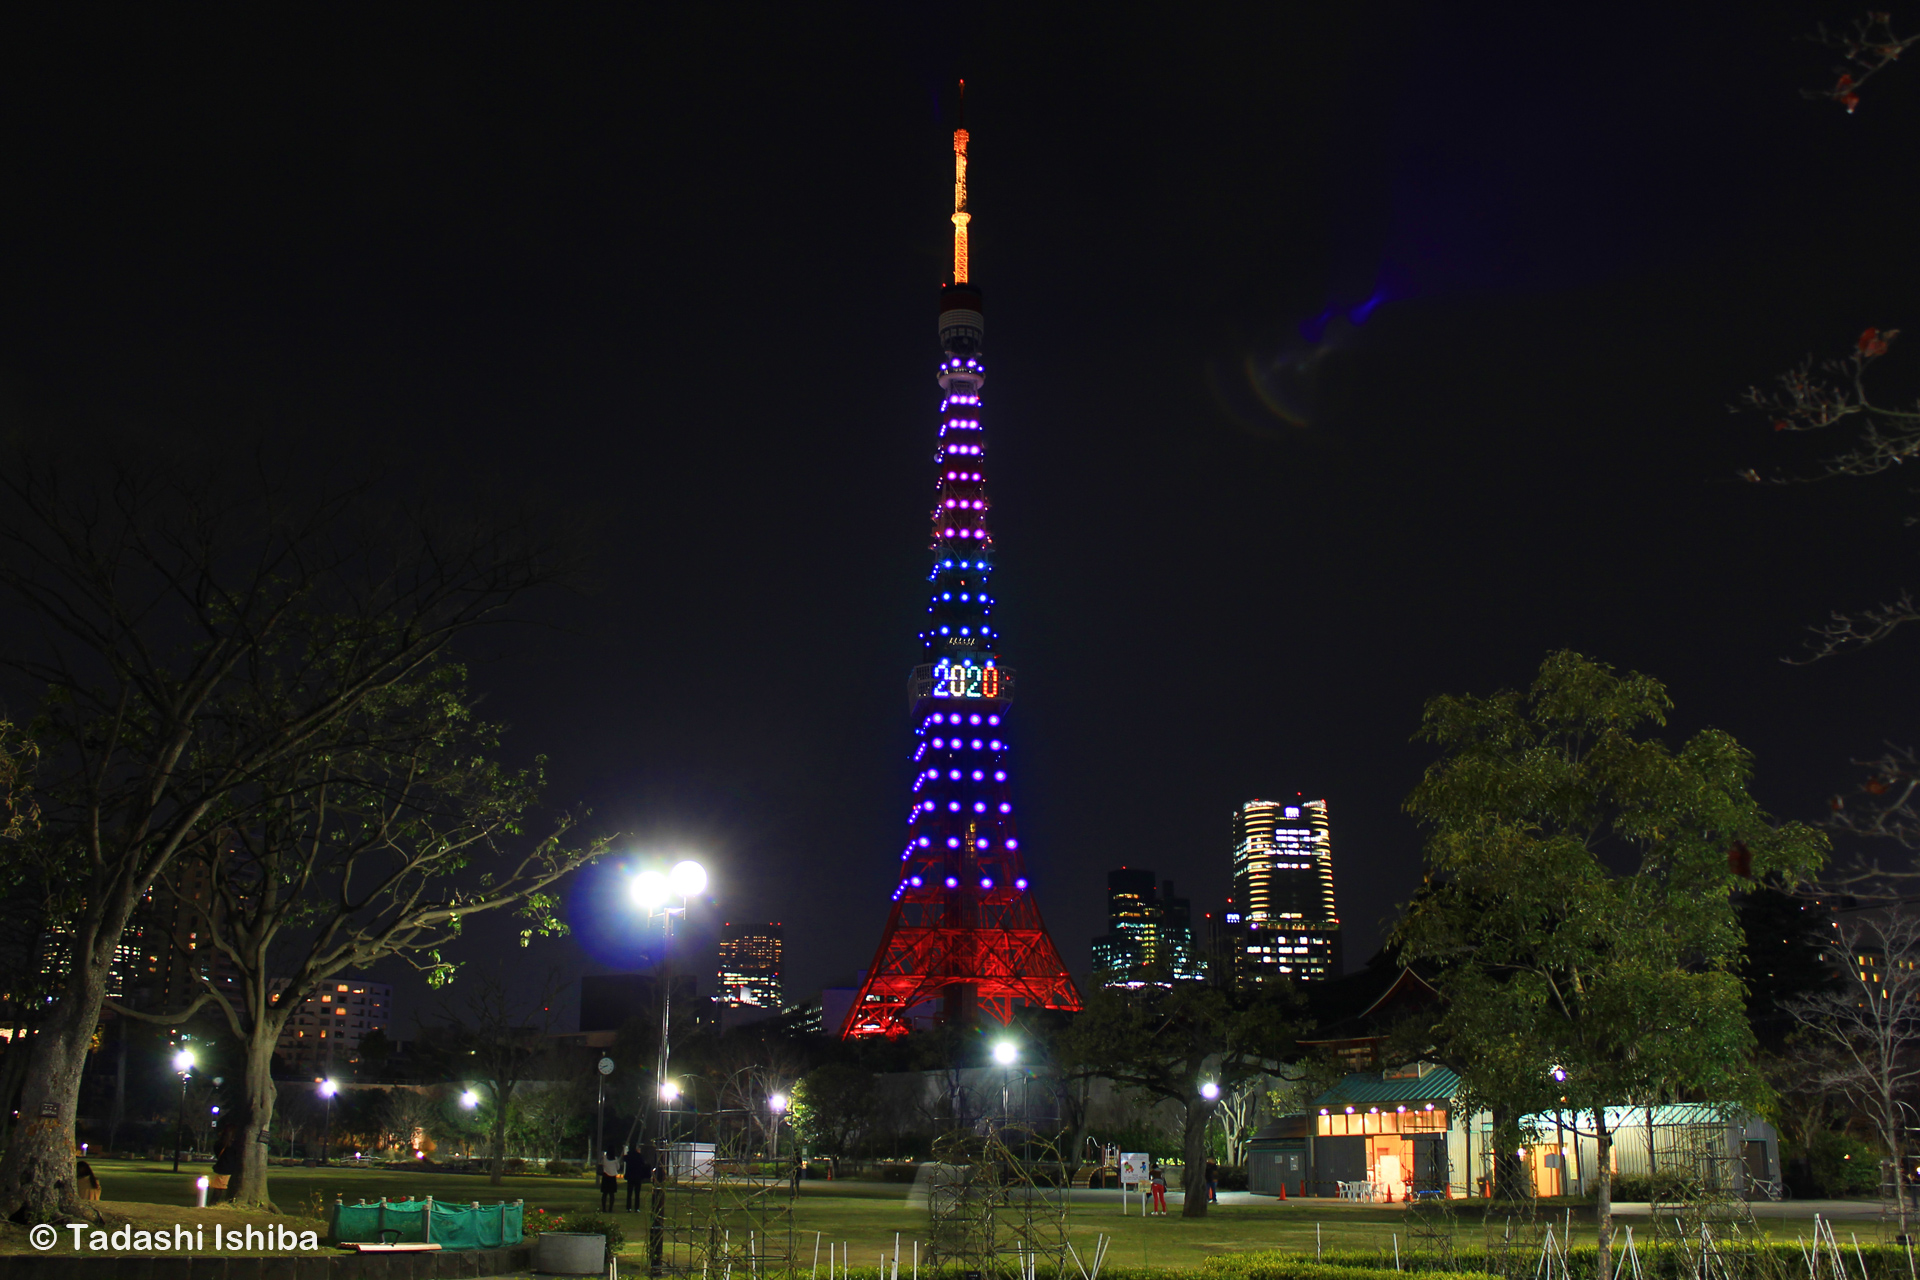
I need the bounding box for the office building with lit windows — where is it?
[718,922,784,1009]
[271,977,392,1076]
[1090,869,1200,983]
[1230,798,1342,982]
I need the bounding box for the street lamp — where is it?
[1199,1081,1221,1101]
[171,1049,195,1172]
[460,1089,480,1108]
[992,1042,1018,1127]
[319,1079,338,1164]
[768,1093,789,1161]
[631,857,707,1149]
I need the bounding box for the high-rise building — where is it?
[271,977,392,1076]
[1091,870,1201,983]
[42,860,242,1014]
[1230,798,1342,982]
[717,922,784,1009]
[841,90,1081,1038]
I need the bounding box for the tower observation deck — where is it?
[840,93,1082,1038]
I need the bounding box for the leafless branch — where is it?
[1805,12,1920,113]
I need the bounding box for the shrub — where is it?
[1218,1164,1249,1192]
[1807,1129,1883,1198]
[880,1164,921,1184]
[1607,1171,1701,1203]
[1200,1256,1496,1280]
[503,1158,527,1175]
[545,1160,582,1177]
[560,1214,625,1266]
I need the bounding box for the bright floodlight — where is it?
[660,1081,681,1103]
[1200,1081,1221,1100]
[173,1049,195,1073]
[460,1089,479,1108]
[319,1078,337,1097]
[630,869,669,910]
[668,859,707,898]
[768,1093,789,1114]
[992,1041,1018,1066]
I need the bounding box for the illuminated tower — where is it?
[841,92,1082,1037]
[1230,798,1342,982]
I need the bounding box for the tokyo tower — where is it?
[841,89,1082,1038]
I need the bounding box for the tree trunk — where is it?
[1489,1107,1527,1200]
[1181,1099,1211,1219]
[1593,1109,1613,1280]
[1645,1105,1656,1185]
[489,1086,512,1186]
[1063,1075,1092,1179]
[0,1027,36,1158]
[0,988,100,1221]
[1887,1091,1910,1241]
[229,1034,280,1206]
[108,1029,126,1154]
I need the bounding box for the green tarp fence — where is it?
[329,1198,524,1249]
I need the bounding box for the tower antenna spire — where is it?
[951,80,970,285]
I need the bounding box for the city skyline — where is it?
[5,8,1913,1014]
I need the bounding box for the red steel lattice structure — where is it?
[841,94,1081,1038]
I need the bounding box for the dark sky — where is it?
[7,3,1920,1029]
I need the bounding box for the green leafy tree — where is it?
[1064,966,1303,1218]
[790,1063,878,1158]
[1395,651,1825,1276]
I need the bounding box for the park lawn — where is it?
[782,1200,1452,1274]
[80,1159,606,1219]
[61,1163,1844,1270]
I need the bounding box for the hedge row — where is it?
[763,1261,1494,1280]
[1200,1258,1494,1280]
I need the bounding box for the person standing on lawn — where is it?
[1205,1158,1218,1204]
[1149,1164,1167,1216]
[623,1143,653,1211]
[599,1149,620,1212]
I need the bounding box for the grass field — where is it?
[10,1161,1884,1267]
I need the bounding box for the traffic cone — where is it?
[1278,1180,1286,1200]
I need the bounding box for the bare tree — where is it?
[383,1087,443,1156]
[429,967,566,1184]
[708,1036,805,1160]
[1786,911,1920,1236]
[1211,1079,1261,1168]
[1803,12,1920,114]
[0,445,577,1220]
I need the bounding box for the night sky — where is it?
[7,4,1920,1029]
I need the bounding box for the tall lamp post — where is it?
[630,858,707,1150]
[992,1041,1018,1129]
[171,1049,195,1172]
[768,1092,789,1162]
[319,1079,338,1163]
